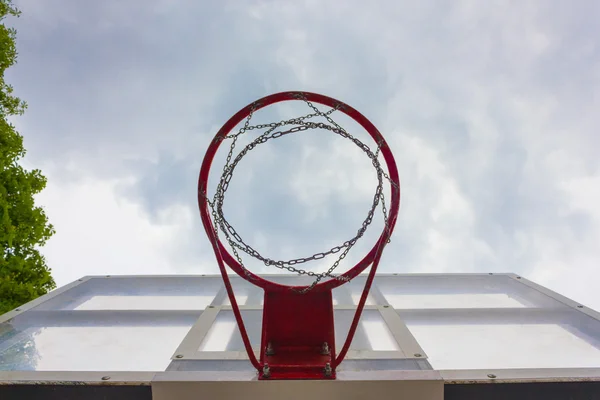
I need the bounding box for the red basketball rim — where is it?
[198,91,400,293]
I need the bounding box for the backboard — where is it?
[1,273,600,399]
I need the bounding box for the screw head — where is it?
[208,305,215,308]
[106,275,111,278]
[383,305,389,308]
[324,362,333,377]
[487,374,496,379]
[488,273,493,275]
[262,364,271,379]
[15,308,20,311]
[414,353,422,358]
[101,376,111,381]
[78,279,83,281]
[266,342,275,356]
[577,305,584,308]
[175,354,183,359]
[516,276,521,279]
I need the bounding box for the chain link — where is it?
[204,96,395,293]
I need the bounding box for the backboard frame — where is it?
[1,273,600,399]
[170,303,427,362]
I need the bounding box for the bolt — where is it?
[78,279,83,281]
[487,374,496,379]
[321,342,330,355]
[101,376,111,381]
[414,353,422,358]
[324,363,332,377]
[383,305,389,308]
[208,305,215,308]
[15,308,20,311]
[516,276,521,279]
[393,273,398,276]
[266,342,275,356]
[175,354,183,359]
[577,305,584,309]
[262,364,271,379]
[488,273,493,275]
[106,275,111,278]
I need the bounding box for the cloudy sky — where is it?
[7,0,600,309]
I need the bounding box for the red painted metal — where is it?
[202,211,262,371]
[334,238,385,368]
[260,290,335,379]
[198,91,400,379]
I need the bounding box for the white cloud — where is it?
[35,168,213,286]
[8,0,600,311]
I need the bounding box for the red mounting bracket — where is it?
[260,289,335,380]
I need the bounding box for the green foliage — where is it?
[0,0,55,314]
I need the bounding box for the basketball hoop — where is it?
[198,91,400,380]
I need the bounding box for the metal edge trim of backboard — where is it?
[170,305,220,359]
[0,276,93,324]
[154,369,443,382]
[0,371,155,385]
[378,305,427,359]
[440,367,600,383]
[2,368,599,385]
[81,273,517,278]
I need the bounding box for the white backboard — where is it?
[1,273,599,399]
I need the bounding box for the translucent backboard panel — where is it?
[75,295,216,310]
[408,324,600,369]
[334,310,399,351]
[0,316,196,371]
[376,275,566,308]
[33,277,223,311]
[198,311,262,352]
[0,326,192,371]
[385,293,527,309]
[221,279,264,306]
[221,276,377,306]
[403,311,600,370]
[1,274,599,379]
[332,277,377,306]
[197,309,398,352]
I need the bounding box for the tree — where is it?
[0,0,55,315]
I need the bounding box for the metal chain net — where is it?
[204,94,397,293]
